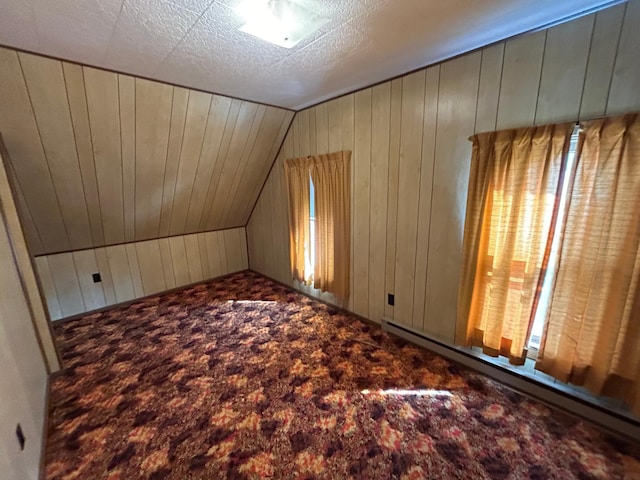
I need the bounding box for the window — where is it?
[527,125,580,354]
[284,151,351,298]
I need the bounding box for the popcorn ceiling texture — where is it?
[0,0,618,109]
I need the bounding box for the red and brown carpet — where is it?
[45,271,640,479]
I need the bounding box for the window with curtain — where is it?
[458,113,640,417]
[284,151,351,299]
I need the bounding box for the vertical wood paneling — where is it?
[136,240,167,295]
[34,256,62,321]
[579,5,626,119]
[46,254,85,317]
[394,71,426,326]
[0,46,291,255]
[119,74,136,243]
[496,31,546,130]
[368,83,391,325]
[135,78,173,240]
[36,228,248,319]
[185,95,232,232]
[63,63,104,246]
[412,67,438,331]
[0,49,68,253]
[158,87,189,237]
[106,245,136,303]
[249,7,635,342]
[72,249,106,312]
[19,53,93,250]
[352,89,372,317]
[84,67,124,245]
[169,90,211,236]
[424,53,481,342]
[535,15,593,125]
[607,0,640,115]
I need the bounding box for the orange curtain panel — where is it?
[284,157,312,284]
[536,114,640,416]
[457,123,574,364]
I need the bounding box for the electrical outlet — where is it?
[387,293,395,306]
[16,424,25,450]
[92,273,102,283]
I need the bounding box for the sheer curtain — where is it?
[284,157,312,284]
[457,124,574,364]
[310,151,351,299]
[536,113,640,416]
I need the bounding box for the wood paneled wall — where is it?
[247,2,640,344]
[35,227,248,320]
[0,47,293,256]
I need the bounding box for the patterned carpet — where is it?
[45,271,640,480]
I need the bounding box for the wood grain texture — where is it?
[35,227,248,320]
[246,6,640,343]
[0,47,291,255]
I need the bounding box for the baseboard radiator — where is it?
[380,317,640,441]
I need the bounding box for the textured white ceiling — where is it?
[0,0,621,109]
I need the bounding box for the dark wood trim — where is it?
[0,43,295,113]
[52,270,248,324]
[33,225,246,258]
[244,115,296,228]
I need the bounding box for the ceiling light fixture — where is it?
[235,0,328,48]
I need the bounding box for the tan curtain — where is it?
[457,123,574,364]
[284,157,312,284]
[536,113,640,416]
[310,151,351,299]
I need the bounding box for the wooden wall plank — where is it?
[84,67,125,245]
[135,78,173,240]
[475,44,504,134]
[221,105,266,228]
[0,48,68,253]
[169,90,211,235]
[158,87,188,237]
[535,15,593,125]
[105,245,136,303]
[125,244,144,298]
[47,253,85,317]
[184,234,204,283]
[607,0,640,115]
[394,71,426,326]
[185,95,232,232]
[19,53,93,250]
[119,74,136,243]
[205,231,225,279]
[63,63,104,246]
[34,257,62,321]
[207,102,257,229]
[496,31,546,130]
[425,53,481,342]
[72,249,106,311]
[579,5,625,119]
[368,83,391,324]
[168,235,191,286]
[158,238,177,290]
[94,247,116,305]
[412,67,438,331]
[383,79,403,320]
[136,240,167,295]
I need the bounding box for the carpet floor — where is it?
[45,271,640,480]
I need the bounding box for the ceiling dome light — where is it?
[235,0,329,48]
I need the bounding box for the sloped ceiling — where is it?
[0,0,621,109]
[0,47,293,256]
